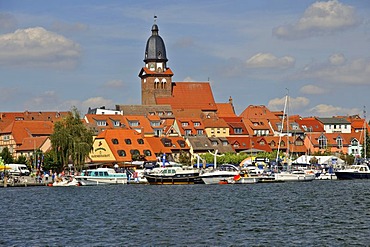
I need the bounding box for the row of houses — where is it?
[0,105,368,166]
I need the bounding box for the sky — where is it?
[0,0,369,119]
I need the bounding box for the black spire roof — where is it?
[144,23,167,62]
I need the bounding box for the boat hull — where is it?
[75,176,127,186]
[144,174,201,185]
[335,172,370,180]
[274,173,315,182]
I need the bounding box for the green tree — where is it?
[50,107,94,172]
[178,151,191,166]
[0,147,14,164]
[15,155,27,164]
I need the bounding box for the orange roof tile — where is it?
[1,121,54,144]
[156,82,217,111]
[93,129,157,163]
[239,105,280,120]
[217,103,236,117]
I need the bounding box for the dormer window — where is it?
[125,139,132,145]
[137,139,144,144]
[128,121,139,127]
[182,122,189,127]
[97,120,107,126]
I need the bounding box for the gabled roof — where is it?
[146,136,189,154]
[186,136,234,153]
[295,117,325,132]
[0,111,69,122]
[317,117,350,125]
[239,105,280,120]
[156,82,217,111]
[1,121,54,144]
[93,129,157,162]
[216,103,236,118]
[227,136,271,152]
[202,117,228,128]
[17,136,49,151]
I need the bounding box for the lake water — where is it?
[1,180,370,246]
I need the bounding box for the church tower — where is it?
[139,20,173,105]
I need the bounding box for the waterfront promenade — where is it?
[0,175,48,188]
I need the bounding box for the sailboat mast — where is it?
[276,90,289,164]
[364,106,367,160]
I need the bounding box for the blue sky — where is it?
[0,0,369,118]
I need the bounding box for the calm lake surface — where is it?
[1,180,370,246]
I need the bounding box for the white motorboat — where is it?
[274,170,315,182]
[52,176,80,187]
[200,164,240,184]
[232,174,259,184]
[335,163,370,180]
[75,168,127,186]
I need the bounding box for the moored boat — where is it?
[335,163,370,180]
[75,168,127,185]
[274,170,316,182]
[200,164,240,185]
[144,166,200,185]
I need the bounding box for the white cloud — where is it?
[0,27,81,68]
[246,53,295,69]
[299,84,326,95]
[300,55,370,85]
[268,96,310,111]
[309,104,360,117]
[81,97,115,110]
[273,0,360,39]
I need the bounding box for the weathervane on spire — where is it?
[154,15,157,23]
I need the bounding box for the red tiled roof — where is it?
[156,82,217,111]
[216,103,236,117]
[239,105,280,120]
[17,136,49,151]
[93,129,157,162]
[1,121,54,144]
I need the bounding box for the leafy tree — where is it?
[50,107,94,172]
[15,155,27,165]
[1,147,14,164]
[178,151,191,166]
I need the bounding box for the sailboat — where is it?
[274,90,315,182]
[335,106,370,179]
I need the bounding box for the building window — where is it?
[137,139,144,144]
[212,141,218,146]
[234,128,242,134]
[336,136,343,149]
[194,122,200,127]
[128,121,139,127]
[151,121,160,127]
[143,150,152,156]
[97,120,107,126]
[185,130,192,136]
[125,139,132,144]
[112,138,119,144]
[182,122,189,127]
[197,129,203,135]
[318,135,327,149]
[222,141,228,146]
[113,121,120,127]
[117,150,126,157]
[130,149,140,156]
